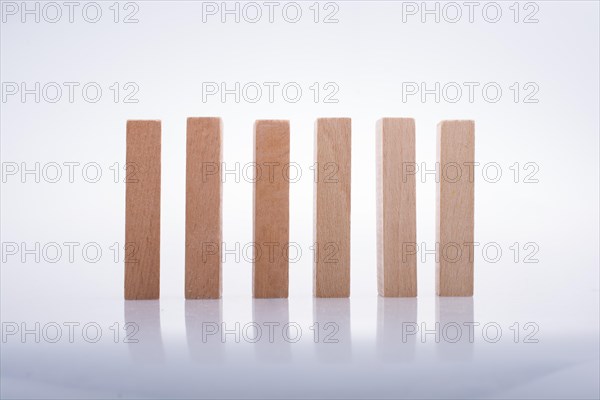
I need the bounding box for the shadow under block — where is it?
[376,118,417,297]
[436,120,475,296]
[314,118,351,298]
[253,120,290,298]
[185,117,222,299]
[125,120,161,300]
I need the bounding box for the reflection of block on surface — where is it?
[125,120,161,300]
[436,120,475,297]
[253,120,290,298]
[376,118,417,297]
[185,299,224,362]
[124,300,164,362]
[314,118,351,298]
[313,298,352,362]
[376,297,417,362]
[252,299,291,361]
[435,297,474,360]
[185,117,222,299]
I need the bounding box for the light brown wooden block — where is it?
[185,117,222,299]
[314,118,351,298]
[125,120,161,300]
[376,118,417,297]
[436,120,475,296]
[253,120,290,298]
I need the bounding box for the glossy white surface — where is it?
[2,294,598,399]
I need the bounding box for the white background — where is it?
[1,1,599,398]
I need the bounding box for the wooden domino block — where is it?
[253,120,290,298]
[376,118,417,297]
[185,117,222,299]
[314,118,351,298]
[436,120,475,296]
[125,120,161,300]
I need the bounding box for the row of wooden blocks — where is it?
[125,118,474,300]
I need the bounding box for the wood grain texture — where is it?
[376,118,417,297]
[253,120,290,298]
[185,117,222,299]
[125,120,161,300]
[314,118,351,298]
[436,120,475,296]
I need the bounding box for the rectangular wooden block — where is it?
[314,118,351,298]
[185,117,222,299]
[125,120,161,300]
[253,120,290,298]
[376,118,417,297]
[436,120,475,296]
